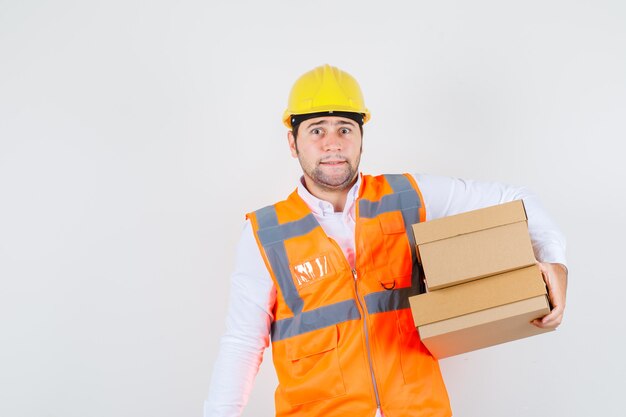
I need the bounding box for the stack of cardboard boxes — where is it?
[408,200,553,359]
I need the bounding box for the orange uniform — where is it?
[247,174,452,417]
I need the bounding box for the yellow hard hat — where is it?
[282,64,371,129]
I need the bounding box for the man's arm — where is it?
[204,221,275,417]
[413,173,567,329]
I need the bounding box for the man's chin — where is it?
[315,175,356,191]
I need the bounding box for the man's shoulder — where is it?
[361,173,420,190]
[362,172,417,180]
[246,189,301,220]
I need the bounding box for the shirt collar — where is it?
[297,174,362,217]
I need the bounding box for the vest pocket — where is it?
[378,210,406,235]
[396,309,432,384]
[379,211,413,288]
[281,325,346,406]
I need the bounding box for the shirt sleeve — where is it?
[204,220,276,417]
[412,173,567,266]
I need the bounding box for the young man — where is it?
[205,64,567,417]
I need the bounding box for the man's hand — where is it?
[532,262,568,329]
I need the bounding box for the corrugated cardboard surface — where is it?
[418,295,553,358]
[409,265,547,326]
[413,200,527,245]
[412,200,535,290]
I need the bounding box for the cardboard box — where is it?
[412,200,535,290]
[409,265,553,358]
[409,265,549,326]
[409,202,555,358]
[417,295,552,358]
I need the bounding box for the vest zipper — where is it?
[352,268,382,411]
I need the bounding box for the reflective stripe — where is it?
[271,299,361,342]
[364,287,419,314]
[258,213,318,246]
[358,192,420,219]
[398,204,425,295]
[359,176,421,219]
[386,174,413,193]
[255,205,305,315]
[256,205,279,229]
[387,175,425,294]
[264,243,304,315]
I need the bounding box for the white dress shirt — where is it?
[204,173,567,417]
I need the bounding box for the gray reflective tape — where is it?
[359,189,421,219]
[398,204,424,294]
[271,299,361,342]
[385,174,425,294]
[257,213,319,246]
[364,287,419,314]
[399,205,419,247]
[385,174,413,193]
[264,242,304,315]
[360,175,422,219]
[256,205,279,229]
[254,205,304,315]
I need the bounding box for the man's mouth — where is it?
[319,158,347,166]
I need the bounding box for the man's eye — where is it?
[340,128,350,134]
[311,128,322,135]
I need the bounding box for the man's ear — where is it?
[287,131,298,158]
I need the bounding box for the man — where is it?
[205,64,567,417]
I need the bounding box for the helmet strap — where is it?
[290,111,364,129]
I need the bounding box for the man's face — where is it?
[288,116,362,192]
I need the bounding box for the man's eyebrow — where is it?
[335,120,357,126]
[306,120,328,128]
[306,119,357,128]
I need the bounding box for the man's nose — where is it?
[323,132,341,151]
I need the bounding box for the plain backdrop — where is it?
[1,1,625,416]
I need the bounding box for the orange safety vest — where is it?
[247,174,451,417]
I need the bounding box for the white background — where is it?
[1,1,624,416]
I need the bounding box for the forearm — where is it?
[205,331,268,416]
[523,194,567,266]
[205,221,275,417]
